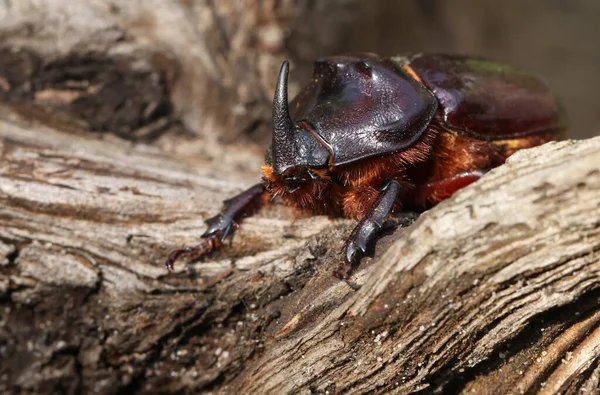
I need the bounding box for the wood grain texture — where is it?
[1,1,600,393]
[0,104,599,393]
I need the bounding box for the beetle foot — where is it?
[332,270,361,291]
[165,214,237,270]
[332,232,369,285]
[165,236,222,271]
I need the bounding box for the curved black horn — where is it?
[272,61,295,143]
[270,60,330,174]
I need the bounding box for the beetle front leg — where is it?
[343,179,401,265]
[166,183,267,270]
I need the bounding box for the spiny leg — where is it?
[165,237,225,270]
[343,179,401,266]
[166,183,266,270]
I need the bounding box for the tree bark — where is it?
[2,1,600,394]
[1,104,599,393]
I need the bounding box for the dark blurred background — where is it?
[292,0,600,140]
[0,0,597,146]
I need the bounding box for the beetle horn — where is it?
[271,60,330,174]
[273,61,296,144]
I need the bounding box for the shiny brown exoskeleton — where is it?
[166,53,566,272]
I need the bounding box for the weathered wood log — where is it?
[0,103,599,393]
[2,1,600,394]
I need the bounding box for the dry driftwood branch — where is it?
[1,1,600,394]
[0,104,599,393]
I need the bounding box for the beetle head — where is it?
[281,167,323,193]
[271,61,329,175]
[262,163,333,214]
[263,164,329,195]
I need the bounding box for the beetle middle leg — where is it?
[343,179,401,265]
[166,183,267,270]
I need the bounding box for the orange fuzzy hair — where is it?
[261,125,438,220]
[261,165,344,216]
[338,126,438,219]
[337,125,438,188]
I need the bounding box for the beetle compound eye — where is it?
[283,176,303,193]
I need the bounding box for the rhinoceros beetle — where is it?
[166,53,566,273]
